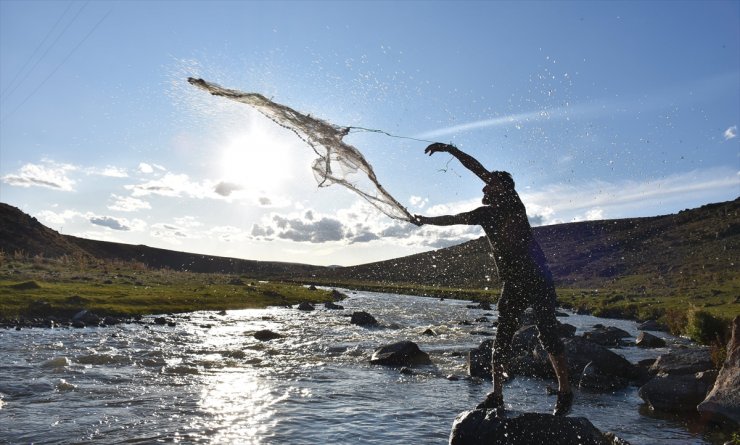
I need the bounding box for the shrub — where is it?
[685,306,728,345]
[663,308,688,336]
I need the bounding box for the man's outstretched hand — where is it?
[424,142,456,156]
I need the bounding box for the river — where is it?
[0,290,724,444]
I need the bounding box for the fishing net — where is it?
[188,78,413,222]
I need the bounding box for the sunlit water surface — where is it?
[0,291,724,444]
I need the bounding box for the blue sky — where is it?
[1,0,738,266]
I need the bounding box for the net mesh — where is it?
[188,77,412,222]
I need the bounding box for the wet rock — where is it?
[297,302,315,311]
[555,310,570,317]
[422,328,437,336]
[400,367,414,375]
[308,284,317,291]
[370,340,431,367]
[579,361,629,392]
[253,329,282,341]
[330,289,348,300]
[468,339,494,379]
[449,410,630,445]
[153,317,168,325]
[698,315,740,426]
[558,322,577,338]
[71,321,86,329]
[639,370,718,412]
[650,348,714,375]
[324,301,344,310]
[636,331,666,348]
[474,317,490,323]
[73,310,100,327]
[471,330,494,336]
[582,326,631,347]
[350,311,378,326]
[637,320,668,332]
[103,316,122,326]
[510,336,636,380]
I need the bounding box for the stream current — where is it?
[0,290,722,444]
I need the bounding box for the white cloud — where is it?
[125,173,214,198]
[409,195,428,208]
[214,181,243,197]
[2,160,77,191]
[88,166,128,178]
[108,194,151,212]
[138,163,154,174]
[36,209,82,226]
[724,125,737,141]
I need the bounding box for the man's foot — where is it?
[476,392,504,410]
[552,390,574,416]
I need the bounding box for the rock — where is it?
[308,284,317,291]
[400,367,414,375]
[698,315,740,426]
[73,310,100,326]
[153,317,168,325]
[637,320,668,331]
[467,301,492,310]
[254,329,282,341]
[350,311,378,326]
[471,330,494,336]
[558,322,577,338]
[639,371,718,412]
[555,310,570,317]
[510,336,636,380]
[297,302,315,311]
[579,361,629,392]
[468,339,494,378]
[511,325,540,356]
[324,302,344,310]
[449,410,630,445]
[71,321,85,328]
[330,289,348,300]
[582,326,631,347]
[474,317,489,323]
[370,341,431,367]
[650,348,714,375]
[422,328,437,336]
[636,331,666,348]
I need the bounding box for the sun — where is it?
[219,124,297,193]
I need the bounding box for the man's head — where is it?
[482,171,515,205]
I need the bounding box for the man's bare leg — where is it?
[476,363,505,410]
[548,352,573,415]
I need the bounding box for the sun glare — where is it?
[219,125,297,193]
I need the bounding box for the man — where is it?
[412,143,573,416]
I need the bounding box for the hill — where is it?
[317,198,740,311]
[0,203,323,278]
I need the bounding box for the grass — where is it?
[0,255,338,319]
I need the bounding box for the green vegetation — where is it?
[0,253,336,319]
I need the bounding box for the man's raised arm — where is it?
[424,143,492,183]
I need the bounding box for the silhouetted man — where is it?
[412,143,573,416]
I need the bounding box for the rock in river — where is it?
[370,341,431,367]
[635,331,666,348]
[350,311,378,326]
[638,371,717,412]
[449,410,630,445]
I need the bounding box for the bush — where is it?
[685,306,728,345]
[663,308,688,336]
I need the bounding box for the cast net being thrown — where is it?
[188,77,413,222]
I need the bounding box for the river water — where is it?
[0,290,724,444]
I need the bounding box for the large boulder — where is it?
[638,371,717,412]
[253,329,282,341]
[635,331,666,348]
[579,361,630,392]
[449,410,630,445]
[72,310,100,327]
[370,341,431,367]
[649,348,714,375]
[582,326,631,347]
[698,315,740,426]
[297,302,315,311]
[350,311,378,326]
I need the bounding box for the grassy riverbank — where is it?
[0,255,335,319]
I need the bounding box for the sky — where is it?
[0,1,738,267]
